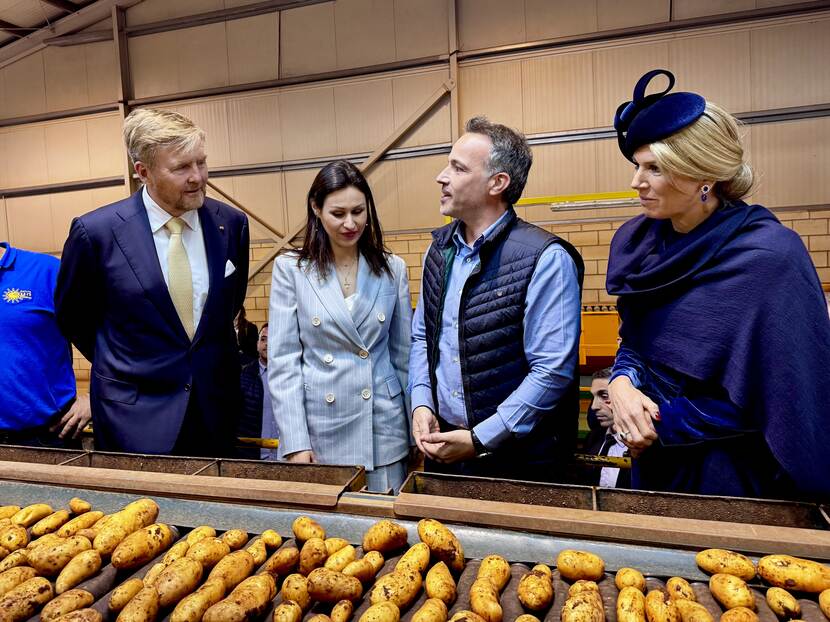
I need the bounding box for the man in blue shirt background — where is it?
[0,242,89,445]
[409,117,583,482]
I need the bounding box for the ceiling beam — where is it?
[39,0,80,13]
[0,19,28,38]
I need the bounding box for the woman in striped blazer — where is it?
[267,160,412,493]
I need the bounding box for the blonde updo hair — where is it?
[123,108,205,168]
[649,102,754,201]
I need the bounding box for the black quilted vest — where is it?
[422,209,584,473]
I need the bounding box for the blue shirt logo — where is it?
[2,288,32,304]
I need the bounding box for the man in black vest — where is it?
[409,116,584,482]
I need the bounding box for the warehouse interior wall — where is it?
[0,0,828,382]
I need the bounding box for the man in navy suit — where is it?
[55,108,249,456]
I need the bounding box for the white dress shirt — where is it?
[143,186,209,331]
[599,432,628,488]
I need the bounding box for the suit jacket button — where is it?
[323,354,334,364]
[358,349,369,359]
[325,393,335,403]
[311,316,321,326]
[184,384,191,392]
[377,312,386,322]
[361,389,371,400]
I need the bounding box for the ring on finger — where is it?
[619,430,630,440]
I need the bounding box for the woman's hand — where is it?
[285,450,315,463]
[609,375,660,454]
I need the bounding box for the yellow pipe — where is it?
[517,191,637,206]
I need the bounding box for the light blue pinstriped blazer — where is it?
[266,251,412,471]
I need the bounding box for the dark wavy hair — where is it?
[294,160,391,278]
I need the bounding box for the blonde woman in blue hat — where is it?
[606,69,830,499]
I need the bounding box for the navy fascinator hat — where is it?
[614,69,706,162]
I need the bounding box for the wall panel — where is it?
[225,173,286,241]
[525,0,598,41]
[86,114,125,179]
[392,69,451,148]
[670,30,751,113]
[593,42,670,127]
[2,52,47,119]
[458,0,526,51]
[459,61,524,130]
[522,52,595,134]
[672,0,754,20]
[177,24,230,93]
[91,185,130,207]
[523,141,598,219]
[6,196,52,252]
[396,155,445,230]
[334,79,394,154]
[595,138,635,194]
[366,160,400,231]
[284,168,317,231]
[228,93,282,165]
[45,121,91,184]
[597,0,670,30]
[334,0,396,69]
[0,200,7,242]
[44,45,88,112]
[279,87,336,160]
[1,126,48,188]
[393,0,448,59]
[227,13,280,85]
[281,2,337,77]
[129,32,180,99]
[163,100,232,167]
[85,41,119,104]
[750,20,830,110]
[126,0,224,26]
[51,190,95,251]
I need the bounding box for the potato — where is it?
[326,538,350,556]
[561,592,605,622]
[0,576,54,620]
[327,545,358,572]
[0,566,38,597]
[343,558,380,583]
[11,503,53,527]
[300,537,329,575]
[667,578,696,602]
[363,520,407,554]
[448,611,487,622]
[29,533,64,551]
[0,549,6,562]
[757,555,830,593]
[396,543,430,575]
[260,546,299,576]
[517,564,553,611]
[645,590,680,622]
[719,607,758,622]
[0,507,20,521]
[569,581,600,599]
[0,551,27,573]
[696,550,756,582]
[32,510,72,537]
[516,616,541,622]
[220,529,249,550]
[28,535,91,576]
[57,512,104,538]
[170,579,225,622]
[246,538,267,565]
[261,529,282,549]
[185,526,216,546]
[765,587,800,620]
[203,574,276,622]
[674,600,714,622]
[0,525,28,552]
[417,519,464,573]
[94,499,159,556]
[412,598,448,622]
[51,609,102,622]
[115,585,159,622]
[41,588,96,621]
[112,523,174,569]
[819,589,830,619]
[426,561,457,605]
[68,498,92,515]
[709,574,755,610]
[155,556,204,608]
[332,598,355,622]
[478,555,510,591]
[163,540,190,565]
[108,578,145,612]
[308,567,364,603]
[207,549,255,592]
[273,600,305,622]
[616,568,647,593]
[557,550,605,582]
[359,601,401,622]
[617,586,646,622]
[186,537,230,568]
[293,516,326,542]
[366,551,385,573]
[282,573,311,610]
[470,577,503,622]
[308,616,332,622]
[369,569,423,608]
[142,562,166,587]
[56,548,102,593]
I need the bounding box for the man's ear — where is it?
[489,172,511,197]
[134,161,148,183]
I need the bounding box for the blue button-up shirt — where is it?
[409,213,581,449]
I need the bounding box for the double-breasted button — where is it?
[377,312,386,322]
[358,349,369,359]
[325,393,335,403]
[361,389,371,400]
[311,316,321,326]
[323,353,334,364]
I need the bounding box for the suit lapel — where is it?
[304,262,365,348]
[112,191,187,340]
[193,202,228,345]
[351,254,382,330]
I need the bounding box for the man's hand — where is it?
[285,450,315,463]
[411,406,440,454]
[420,429,476,464]
[50,394,91,440]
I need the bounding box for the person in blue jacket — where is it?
[606,69,830,499]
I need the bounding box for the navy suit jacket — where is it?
[55,190,249,454]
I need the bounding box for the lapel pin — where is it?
[219,225,225,231]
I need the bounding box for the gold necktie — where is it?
[165,217,195,339]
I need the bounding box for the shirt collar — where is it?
[451,209,511,253]
[142,186,200,234]
[258,360,267,374]
[0,242,16,270]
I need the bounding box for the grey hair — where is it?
[464,116,533,205]
[123,108,205,168]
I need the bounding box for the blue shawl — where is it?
[607,201,830,498]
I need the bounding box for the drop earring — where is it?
[701,185,710,203]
